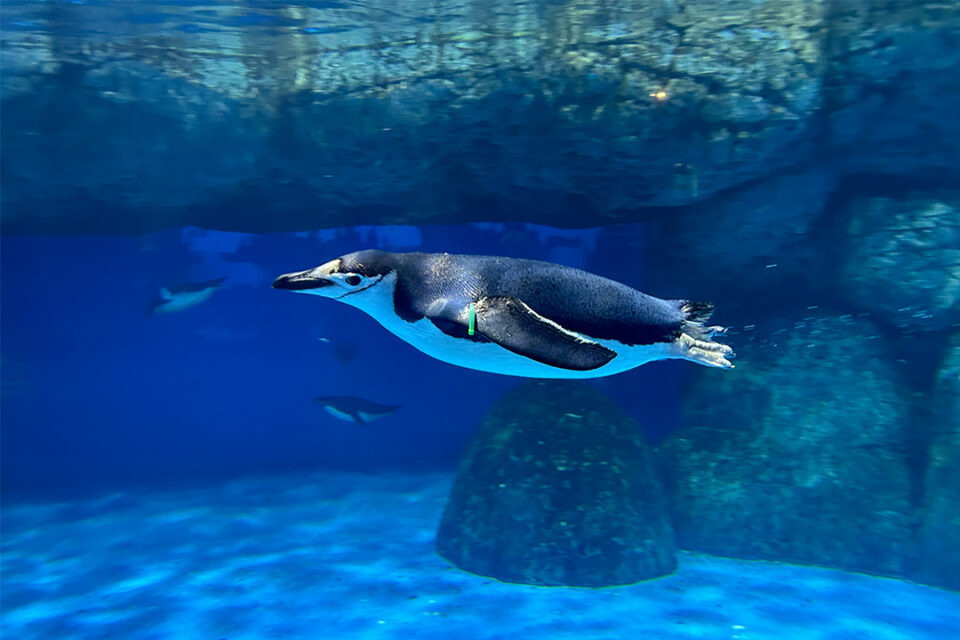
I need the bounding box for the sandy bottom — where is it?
[2,470,957,640]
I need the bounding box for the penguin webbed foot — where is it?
[676,332,736,369]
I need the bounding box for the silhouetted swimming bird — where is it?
[314,396,402,425]
[146,277,226,315]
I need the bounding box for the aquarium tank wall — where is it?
[2,1,958,638]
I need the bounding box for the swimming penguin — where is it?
[272,250,734,378]
[314,396,402,425]
[146,277,227,315]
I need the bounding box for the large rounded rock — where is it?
[918,333,960,590]
[836,192,960,332]
[436,380,675,587]
[657,315,916,577]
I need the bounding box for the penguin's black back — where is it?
[373,251,687,346]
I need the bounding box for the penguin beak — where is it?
[272,260,340,292]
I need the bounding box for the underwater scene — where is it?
[2,1,959,638]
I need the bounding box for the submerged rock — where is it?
[918,333,960,590]
[657,315,916,577]
[835,192,960,332]
[436,380,675,587]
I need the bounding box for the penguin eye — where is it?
[344,275,362,286]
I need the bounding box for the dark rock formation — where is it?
[2,1,958,234]
[918,334,960,590]
[656,315,917,577]
[646,168,836,297]
[436,380,675,586]
[823,2,960,179]
[834,192,960,332]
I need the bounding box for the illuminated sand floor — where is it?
[2,471,958,639]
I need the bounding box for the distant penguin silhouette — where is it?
[147,278,226,315]
[273,250,734,378]
[314,396,402,425]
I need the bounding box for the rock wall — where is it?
[917,335,960,590]
[656,315,918,578]
[833,192,960,332]
[646,178,959,588]
[2,1,958,234]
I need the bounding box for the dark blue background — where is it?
[1,223,692,500]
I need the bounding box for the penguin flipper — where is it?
[475,297,617,371]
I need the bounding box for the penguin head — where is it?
[272,250,394,300]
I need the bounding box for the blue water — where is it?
[3,0,959,637]
[1,224,689,499]
[4,224,958,639]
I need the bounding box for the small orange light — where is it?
[649,89,668,101]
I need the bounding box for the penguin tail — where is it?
[675,300,735,369]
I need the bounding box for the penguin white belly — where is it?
[392,317,672,378]
[356,299,670,378]
[324,406,357,422]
